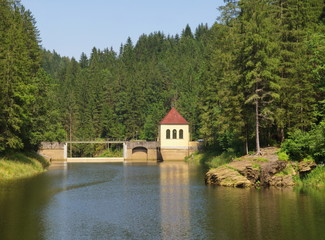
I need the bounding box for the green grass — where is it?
[254,157,269,162]
[298,165,325,187]
[0,152,49,181]
[185,150,236,168]
[96,148,123,158]
[275,163,296,177]
[184,151,203,164]
[225,165,240,173]
[252,163,261,169]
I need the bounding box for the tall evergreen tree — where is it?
[238,0,280,154]
[0,0,44,152]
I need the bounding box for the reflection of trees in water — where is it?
[160,162,190,239]
[206,187,325,240]
[0,173,59,240]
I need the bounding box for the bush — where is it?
[310,121,325,163]
[281,130,312,161]
[277,151,289,161]
[281,121,325,163]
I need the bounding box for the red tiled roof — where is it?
[160,107,189,124]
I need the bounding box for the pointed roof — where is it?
[160,107,189,125]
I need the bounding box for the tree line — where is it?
[0,0,64,153]
[0,0,324,157]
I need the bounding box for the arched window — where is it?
[166,129,170,139]
[179,129,184,139]
[172,129,177,139]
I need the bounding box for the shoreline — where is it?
[0,152,50,181]
[187,147,325,188]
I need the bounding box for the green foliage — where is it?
[41,23,208,143]
[68,142,124,158]
[186,149,237,168]
[303,156,315,162]
[0,0,65,153]
[35,0,323,159]
[281,121,325,163]
[277,152,289,161]
[280,130,311,161]
[2,0,322,159]
[207,151,237,168]
[276,164,296,176]
[96,149,123,158]
[296,165,325,187]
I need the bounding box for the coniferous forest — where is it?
[0,0,324,158]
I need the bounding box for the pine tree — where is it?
[0,0,43,152]
[238,0,280,154]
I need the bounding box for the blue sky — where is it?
[21,0,224,59]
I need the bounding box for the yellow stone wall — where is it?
[160,149,189,161]
[38,149,65,160]
[159,124,189,148]
[126,148,158,161]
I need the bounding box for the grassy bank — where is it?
[185,150,236,168]
[295,165,325,187]
[0,152,50,181]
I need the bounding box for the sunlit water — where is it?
[0,162,324,240]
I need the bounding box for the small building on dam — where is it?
[127,107,199,161]
[39,108,200,162]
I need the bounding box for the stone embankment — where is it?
[205,147,316,188]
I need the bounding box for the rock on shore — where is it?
[205,147,297,188]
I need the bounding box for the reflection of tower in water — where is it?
[160,162,190,239]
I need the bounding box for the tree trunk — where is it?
[281,127,285,143]
[255,98,261,154]
[69,112,72,157]
[245,125,249,155]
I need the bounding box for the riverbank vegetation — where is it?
[201,145,325,187]
[185,150,236,168]
[296,166,325,187]
[0,1,324,170]
[0,152,49,181]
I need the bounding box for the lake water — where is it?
[0,162,324,240]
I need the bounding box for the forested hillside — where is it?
[1,0,324,156]
[0,0,64,153]
[42,25,207,143]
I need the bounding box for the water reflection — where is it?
[205,187,325,240]
[160,162,190,239]
[0,163,324,240]
[0,175,52,240]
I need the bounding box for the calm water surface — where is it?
[0,162,324,240]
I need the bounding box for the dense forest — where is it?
[0,0,324,158]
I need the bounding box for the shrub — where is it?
[302,156,315,162]
[281,130,311,161]
[277,152,289,161]
[280,121,325,163]
[310,121,325,164]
